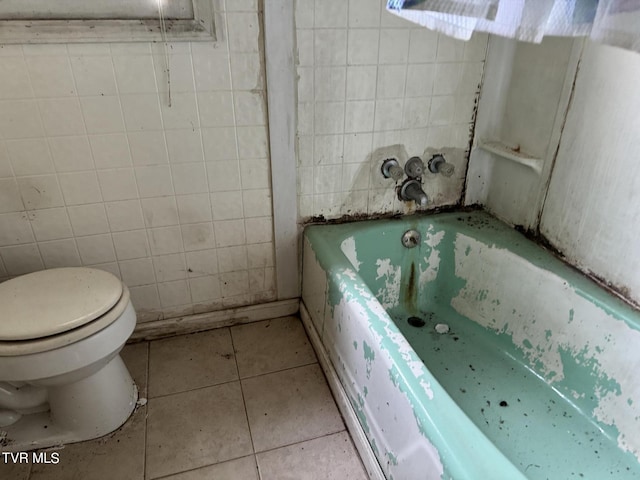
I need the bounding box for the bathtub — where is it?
[301,211,640,480]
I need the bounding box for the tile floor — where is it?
[2,316,368,480]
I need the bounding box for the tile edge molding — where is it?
[299,302,386,480]
[129,298,300,342]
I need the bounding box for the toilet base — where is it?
[1,355,137,452]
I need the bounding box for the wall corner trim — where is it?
[264,1,300,299]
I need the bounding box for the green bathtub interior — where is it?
[306,211,640,479]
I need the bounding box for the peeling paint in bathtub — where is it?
[451,232,640,462]
[341,236,361,271]
[419,228,445,287]
[375,258,401,309]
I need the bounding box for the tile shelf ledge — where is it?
[478,140,544,174]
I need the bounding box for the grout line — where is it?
[253,428,348,457]
[142,340,151,480]
[228,326,258,456]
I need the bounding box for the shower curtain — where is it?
[387,0,640,52]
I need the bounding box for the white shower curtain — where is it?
[387,0,640,52]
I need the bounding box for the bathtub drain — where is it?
[407,316,425,327]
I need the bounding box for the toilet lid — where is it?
[0,267,123,341]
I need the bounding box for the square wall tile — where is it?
[166,129,204,164]
[185,249,218,277]
[58,171,103,205]
[17,175,64,210]
[39,238,82,268]
[135,165,174,198]
[0,100,44,139]
[315,29,348,66]
[128,131,168,166]
[189,274,221,303]
[28,207,72,241]
[0,212,34,247]
[176,193,212,224]
[0,243,44,275]
[6,138,54,176]
[160,92,200,130]
[98,168,139,202]
[112,55,156,94]
[67,203,110,236]
[25,55,75,97]
[49,136,94,173]
[119,257,156,287]
[148,329,237,397]
[315,0,348,28]
[80,96,125,134]
[39,98,86,136]
[0,56,33,100]
[89,134,132,169]
[217,245,247,273]
[210,191,244,221]
[121,94,163,132]
[171,163,208,195]
[70,54,118,96]
[141,197,179,228]
[105,199,145,232]
[202,127,237,162]
[0,178,24,213]
[76,233,116,265]
[153,253,187,282]
[181,223,216,251]
[149,226,184,256]
[112,230,150,260]
[197,92,235,128]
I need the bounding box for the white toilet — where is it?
[0,267,138,451]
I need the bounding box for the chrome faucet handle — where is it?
[428,154,455,177]
[404,156,425,178]
[381,158,404,181]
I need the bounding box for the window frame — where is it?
[0,0,215,44]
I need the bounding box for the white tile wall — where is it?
[0,1,275,322]
[295,0,488,220]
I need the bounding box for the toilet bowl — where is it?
[0,267,138,451]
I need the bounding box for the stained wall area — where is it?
[539,42,640,305]
[466,38,640,306]
[295,0,487,221]
[0,1,276,322]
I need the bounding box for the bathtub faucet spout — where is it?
[399,179,428,207]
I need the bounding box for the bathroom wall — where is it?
[0,0,276,322]
[465,36,580,229]
[467,38,640,306]
[295,0,488,221]
[539,42,640,305]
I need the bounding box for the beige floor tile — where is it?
[256,432,367,480]
[148,329,237,398]
[0,462,30,480]
[231,317,317,378]
[29,405,146,480]
[121,341,149,398]
[161,455,259,479]
[146,382,252,479]
[242,364,344,452]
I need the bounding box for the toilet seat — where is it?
[0,267,123,341]
[0,268,131,357]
